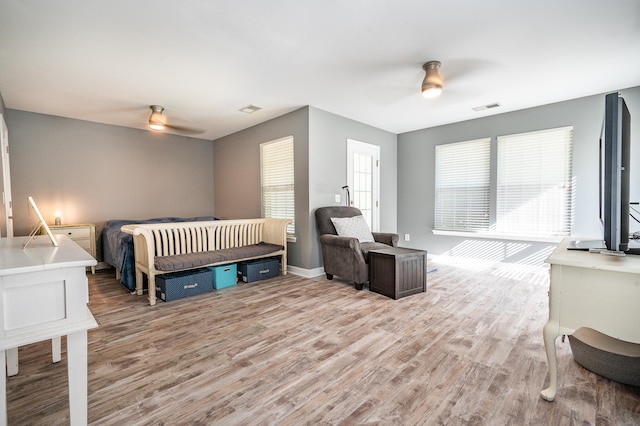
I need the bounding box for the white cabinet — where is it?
[48,224,96,274]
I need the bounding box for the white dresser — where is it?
[0,235,97,426]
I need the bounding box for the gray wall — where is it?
[397,86,640,262]
[6,110,214,238]
[308,107,397,271]
[212,106,397,272]
[5,84,638,271]
[212,107,310,269]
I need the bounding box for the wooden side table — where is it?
[48,224,96,274]
[369,247,427,299]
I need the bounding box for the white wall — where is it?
[0,92,7,237]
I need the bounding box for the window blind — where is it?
[496,126,573,238]
[260,136,295,235]
[435,138,491,232]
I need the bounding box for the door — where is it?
[347,139,380,231]
[0,114,13,237]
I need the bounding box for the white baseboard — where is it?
[287,265,325,278]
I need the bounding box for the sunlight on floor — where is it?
[431,239,556,285]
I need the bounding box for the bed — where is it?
[101,216,216,291]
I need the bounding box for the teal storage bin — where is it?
[209,264,237,289]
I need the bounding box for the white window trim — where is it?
[432,229,563,243]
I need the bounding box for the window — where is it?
[347,139,380,231]
[434,138,491,232]
[260,136,295,235]
[433,127,574,241]
[496,127,574,238]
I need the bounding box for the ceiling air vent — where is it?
[239,104,262,114]
[472,103,501,112]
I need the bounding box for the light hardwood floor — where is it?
[6,260,640,425]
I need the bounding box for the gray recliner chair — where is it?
[315,206,398,290]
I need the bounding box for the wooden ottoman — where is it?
[369,247,427,299]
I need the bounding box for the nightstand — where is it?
[48,224,97,274]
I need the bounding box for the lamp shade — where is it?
[421,61,443,98]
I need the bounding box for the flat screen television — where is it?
[600,92,632,254]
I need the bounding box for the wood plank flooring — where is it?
[6,261,640,425]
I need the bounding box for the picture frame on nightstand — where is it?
[23,196,58,248]
[47,223,97,274]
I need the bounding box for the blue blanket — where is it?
[101,216,216,291]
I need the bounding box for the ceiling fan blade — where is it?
[147,105,205,135]
[164,123,206,135]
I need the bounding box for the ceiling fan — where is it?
[148,105,205,135]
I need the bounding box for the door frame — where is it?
[347,138,380,231]
[0,114,13,238]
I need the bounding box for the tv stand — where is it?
[541,237,640,401]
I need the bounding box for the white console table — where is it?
[541,237,640,401]
[0,235,97,426]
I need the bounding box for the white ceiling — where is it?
[1,1,640,140]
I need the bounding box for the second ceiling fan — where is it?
[148,105,204,135]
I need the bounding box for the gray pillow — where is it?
[330,215,374,243]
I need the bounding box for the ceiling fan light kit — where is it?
[421,61,443,98]
[148,105,167,131]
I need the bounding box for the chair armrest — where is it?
[319,234,361,250]
[318,234,368,283]
[373,232,399,247]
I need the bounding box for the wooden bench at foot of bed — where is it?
[121,218,291,306]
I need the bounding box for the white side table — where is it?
[0,235,97,426]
